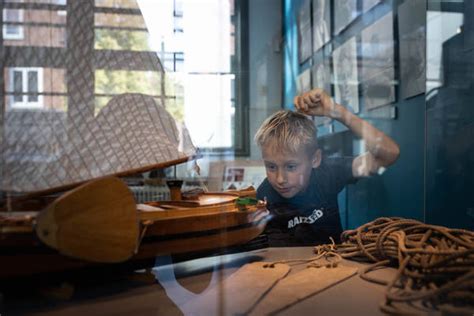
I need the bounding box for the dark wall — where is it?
[425,11,474,230]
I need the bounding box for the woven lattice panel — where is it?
[2,93,195,193]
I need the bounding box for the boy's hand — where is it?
[293,88,337,118]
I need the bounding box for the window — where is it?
[137,0,248,154]
[2,5,67,48]
[3,9,24,40]
[8,68,44,109]
[93,0,249,154]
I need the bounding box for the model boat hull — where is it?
[0,191,268,279]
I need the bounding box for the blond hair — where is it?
[254,110,318,156]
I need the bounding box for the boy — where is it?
[255,88,400,246]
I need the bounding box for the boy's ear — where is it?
[312,149,322,168]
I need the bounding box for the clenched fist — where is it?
[293,88,338,118]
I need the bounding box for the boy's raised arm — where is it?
[294,88,400,177]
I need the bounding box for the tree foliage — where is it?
[94,7,184,121]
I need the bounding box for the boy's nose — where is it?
[276,170,286,184]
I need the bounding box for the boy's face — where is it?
[262,144,321,199]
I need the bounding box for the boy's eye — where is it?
[265,163,277,172]
[286,164,297,171]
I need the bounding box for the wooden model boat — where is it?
[0,177,269,279]
[0,94,269,279]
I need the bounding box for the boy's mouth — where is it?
[277,187,292,194]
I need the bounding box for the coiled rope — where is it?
[336,217,474,315]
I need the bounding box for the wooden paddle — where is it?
[35,177,139,263]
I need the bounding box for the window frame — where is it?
[8,67,44,109]
[188,0,249,156]
[232,0,249,156]
[2,8,24,40]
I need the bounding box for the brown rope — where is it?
[336,217,474,314]
[263,237,343,269]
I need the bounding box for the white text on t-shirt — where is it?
[287,209,324,229]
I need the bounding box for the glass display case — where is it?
[0,0,472,315]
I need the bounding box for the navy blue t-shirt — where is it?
[257,156,356,246]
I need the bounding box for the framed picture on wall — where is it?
[333,37,359,113]
[312,56,332,125]
[298,0,312,63]
[312,0,331,53]
[208,160,265,191]
[223,167,245,182]
[312,57,331,93]
[334,0,358,35]
[361,11,395,110]
[398,0,426,99]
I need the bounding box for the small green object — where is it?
[236,197,258,206]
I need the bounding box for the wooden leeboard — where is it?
[249,265,358,315]
[182,262,290,316]
[35,177,139,263]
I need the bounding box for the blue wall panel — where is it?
[283,0,473,230]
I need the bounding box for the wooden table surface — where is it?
[4,247,413,316]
